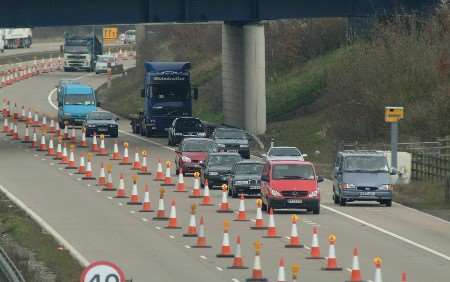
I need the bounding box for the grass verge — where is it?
[0,192,82,281]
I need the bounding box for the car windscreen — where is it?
[215,130,246,139]
[235,163,264,175]
[64,94,95,105]
[208,155,241,166]
[151,83,189,101]
[176,119,203,131]
[272,164,315,180]
[87,112,113,120]
[97,56,113,63]
[269,147,301,156]
[343,156,389,172]
[182,141,216,152]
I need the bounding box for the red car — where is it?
[260,160,323,214]
[175,138,217,175]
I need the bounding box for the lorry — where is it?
[63,34,102,72]
[130,62,198,137]
[57,80,98,128]
[0,28,32,49]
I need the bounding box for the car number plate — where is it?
[227,149,238,153]
[249,186,260,190]
[287,199,303,204]
[360,192,375,196]
[98,128,108,132]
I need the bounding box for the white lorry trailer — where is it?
[0,28,32,50]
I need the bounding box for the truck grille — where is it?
[67,55,86,59]
[357,186,378,191]
[281,191,308,197]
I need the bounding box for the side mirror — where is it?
[317,176,324,183]
[390,168,398,175]
[193,88,199,100]
[96,102,101,107]
[140,89,145,98]
[115,117,120,122]
[302,153,308,158]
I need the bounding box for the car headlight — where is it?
[181,156,191,163]
[308,190,319,197]
[87,124,95,127]
[216,143,225,148]
[379,184,393,190]
[109,124,117,127]
[175,132,183,136]
[270,188,282,197]
[209,171,218,176]
[240,144,249,148]
[339,183,356,189]
[234,180,249,185]
[198,132,206,137]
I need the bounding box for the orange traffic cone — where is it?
[138,151,151,175]
[234,194,249,221]
[217,184,233,213]
[37,134,47,151]
[247,240,268,282]
[32,112,40,127]
[6,121,14,136]
[97,135,108,156]
[70,127,76,144]
[102,165,116,191]
[82,156,96,180]
[59,144,69,165]
[189,172,202,198]
[46,137,56,156]
[217,220,234,258]
[401,272,407,282]
[54,138,63,160]
[139,184,154,212]
[346,248,366,282]
[62,125,69,140]
[153,158,164,180]
[191,216,212,248]
[11,124,20,140]
[48,119,55,133]
[132,151,141,170]
[119,142,132,165]
[127,176,142,205]
[165,200,182,229]
[96,163,106,186]
[251,199,267,230]
[65,148,77,169]
[2,118,9,132]
[79,128,88,147]
[228,236,248,269]
[114,173,128,198]
[183,204,198,237]
[263,208,281,238]
[22,125,32,143]
[76,154,86,174]
[277,258,287,282]
[110,141,121,160]
[321,234,342,271]
[153,188,169,221]
[373,257,383,282]
[174,169,187,192]
[306,226,324,259]
[161,161,175,186]
[90,133,99,152]
[200,179,213,206]
[285,214,303,248]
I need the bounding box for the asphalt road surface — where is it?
[0,59,449,282]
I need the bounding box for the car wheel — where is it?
[231,189,238,198]
[312,204,320,214]
[261,198,267,211]
[59,121,65,129]
[333,193,340,204]
[384,200,392,207]
[339,196,347,206]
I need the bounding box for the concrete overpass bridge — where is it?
[0,0,438,134]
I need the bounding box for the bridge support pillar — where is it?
[222,22,266,134]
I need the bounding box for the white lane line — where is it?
[107,196,113,200]
[155,226,161,230]
[216,266,223,271]
[130,210,136,214]
[169,235,175,239]
[200,255,207,260]
[118,202,124,206]
[0,184,90,267]
[321,204,450,261]
[232,279,240,282]
[142,218,148,222]
[184,245,191,249]
[304,246,311,250]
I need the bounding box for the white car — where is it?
[262,146,307,161]
[95,55,116,74]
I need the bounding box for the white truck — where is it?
[0,28,32,50]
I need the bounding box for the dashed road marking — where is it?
[107,196,113,200]
[232,279,240,282]
[169,235,175,239]
[155,226,161,230]
[142,218,148,222]
[130,210,136,214]
[184,245,191,249]
[216,266,223,271]
[118,202,124,206]
[200,255,207,260]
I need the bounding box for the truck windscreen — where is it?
[65,45,89,53]
[64,95,95,105]
[151,83,189,101]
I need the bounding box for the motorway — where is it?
[0,58,449,281]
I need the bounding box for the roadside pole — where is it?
[385,106,404,170]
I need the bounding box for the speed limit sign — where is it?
[80,261,125,282]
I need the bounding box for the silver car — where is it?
[263,146,307,161]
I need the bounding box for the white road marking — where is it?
[68,173,73,176]
[41,158,46,161]
[155,226,161,230]
[118,202,124,206]
[304,246,311,250]
[184,245,191,249]
[96,190,101,193]
[169,235,175,239]
[142,218,148,222]
[200,255,207,260]
[232,279,240,282]
[321,204,450,261]
[216,266,223,271]
[50,163,54,166]
[0,184,89,267]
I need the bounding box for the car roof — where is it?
[182,138,213,143]
[269,146,299,150]
[339,150,385,157]
[209,152,241,156]
[267,159,313,165]
[63,84,93,94]
[214,127,245,132]
[236,160,265,165]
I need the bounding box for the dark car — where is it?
[201,152,242,188]
[228,160,265,198]
[332,150,396,207]
[82,111,119,138]
[168,117,206,146]
[175,138,217,175]
[212,127,250,159]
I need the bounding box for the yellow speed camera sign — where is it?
[385,106,404,123]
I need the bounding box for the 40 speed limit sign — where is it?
[80,261,126,282]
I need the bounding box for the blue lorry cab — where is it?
[57,81,97,128]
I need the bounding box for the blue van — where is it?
[57,81,98,128]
